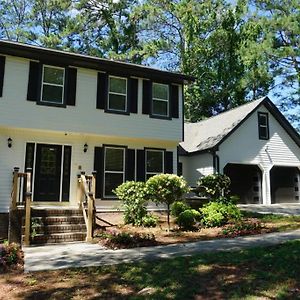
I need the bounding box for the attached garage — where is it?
[224,164,262,204]
[270,166,300,204]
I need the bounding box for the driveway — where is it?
[238,204,300,215]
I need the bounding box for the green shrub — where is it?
[196,174,231,199]
[114,181,149,226]
[99,231,156,249]
[146,174,190,229]
[142,214,158,227]
[222,221,262,237]
[0,242,22,270]
[176,209,201,230]
[170,201,190,217]
[201,201,241,227]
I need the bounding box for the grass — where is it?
[1,240,300,299]
[241,211,300,232]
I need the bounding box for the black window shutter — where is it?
[136,149,145,181]
[27,61,41,101]
[126,149,135,181]
[62,146,72,201]
[65,67,77,106]
[0,56,6,97]
[97,72,108,109]
[165,151,173,174]
[129,78,138,113]
[142,80,152,114]
[170,84,179,118]
[94,147,104,198]
[23,143,35,202]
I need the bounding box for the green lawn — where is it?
[2,240,300,299]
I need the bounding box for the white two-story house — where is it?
[0,40,193,238]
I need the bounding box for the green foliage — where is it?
[146,174,189,229]
[146,174,189,206]
[170,201,190,218]
[176,209,202,230]
[196,174,231,199]
[114,181,149,226]
[141,214,158,228]
[0,242,22,270]
[99,231,156,249]
[200,201,241,228]
[222,221,262,237]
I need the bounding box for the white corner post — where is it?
[262,168,272,205]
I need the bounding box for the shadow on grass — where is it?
[12,241,300,299]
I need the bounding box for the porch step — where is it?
[28,232,86,245]
[31,209,83,217]
[29,216,86,225]
[22,223,86,235]
[22,208,87,245]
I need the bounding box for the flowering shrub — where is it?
[146,174,190,229]
[98,231,157,249]
[0,242,22,272]
[196,174,231,199]
[222,221,263,237]
[114,181,150,226]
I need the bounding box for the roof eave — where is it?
[0,39,195,83]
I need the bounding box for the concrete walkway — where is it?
[23,229,300,272]
[239,204,300,215]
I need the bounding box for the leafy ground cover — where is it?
[95,211,300,248]
[1,240,300,299]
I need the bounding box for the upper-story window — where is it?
[258,112,269,140]
[152,83,169,117]
[146,149,164,180]
[41,65,65,104]
[108,76,127,112]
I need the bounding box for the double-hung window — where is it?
[152,83,169,117]
[258,112,269,140]
[108,76,127,112]
[104,147,125,197]
[146,149,164,180]
[41,65,65,104]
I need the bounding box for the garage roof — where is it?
[180,96,300,155]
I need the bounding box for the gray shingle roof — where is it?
[180,97,267,154]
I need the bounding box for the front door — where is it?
[34,144,62,201]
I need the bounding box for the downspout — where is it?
[211,148,220,174]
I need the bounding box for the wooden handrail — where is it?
[9,167,32,245]
[77,171,96,242]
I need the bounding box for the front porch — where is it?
[8,169,97,246]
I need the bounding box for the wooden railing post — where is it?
[77,172,96,243]
[86,195,93,242]
[11,167,19,210]
[23,169,32,246]
[8,167,20,243]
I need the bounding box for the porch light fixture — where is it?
[83,143,88,153]
[7,137,12,148]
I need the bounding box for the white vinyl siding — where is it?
[0,57,183,142]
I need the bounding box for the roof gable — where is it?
[180,97,300,155]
